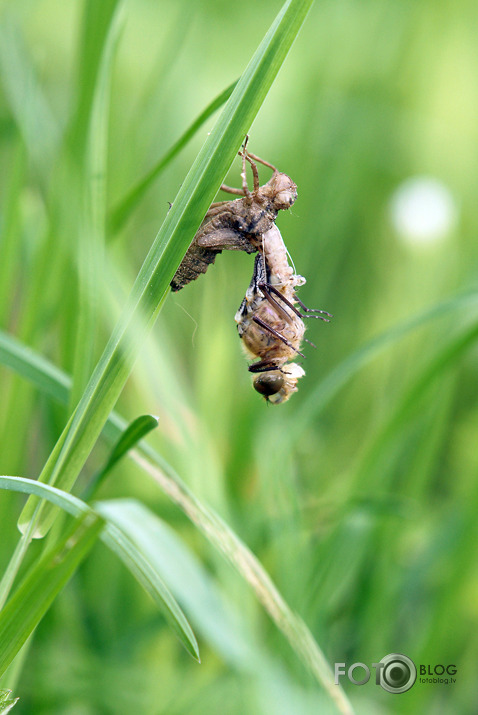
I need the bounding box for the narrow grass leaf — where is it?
[1,293,477,709]
[95,499,253,666]
[0,330,123,443]
[82,414,159,500]
[290,290,478,438]
[0,689,19,714]
[0,21,60,175]
[0,512,103,678]
[69,3,125,409]
[67,0,122,156]
[350,318,478,495]
[0,141,25,325]
[18,0,316,539]
[0,477,199,661]
[108,80,237,234]
[1,347,352,705]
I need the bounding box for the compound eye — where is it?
[253,372,284,397]
[274,190,296,209]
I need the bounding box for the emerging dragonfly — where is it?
[170,139,297,291]
[236,225,331,404]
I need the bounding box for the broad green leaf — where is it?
[0,512,103,678]
[108,80,237,234]
[0,477,199,661]
[82,414,159,500]
[18,0,316,539]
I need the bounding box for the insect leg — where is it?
[245,153,260,192]
[248,361,282,374]
[246,151,278,173]
[294,294,333,319]
[240,146,252,199]
[263,283,331,322]
[258,284,297,324]
[252,316,306,357]
[219,184,245,196]
[208,200,238,210]
[259,283,303,321]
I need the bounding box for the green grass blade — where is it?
[108,80,237,234]
[0,20,60,175]
[0,477,199,661]
[69,3,125,410]
[291,290,478,438]
[0,141,25,326]
[352,319,478,495]
[17,0,316,539]
[97,414,159,472]
[1,293,477,708]
[130,444,353,713]
[95,498,255,666]
[0,689,19,714]
[82,414,159,500]
[0,329,127,443]
[0,511,103,678]
[67,0,122,156]
[0,335,366,706]
[0,331,71,404]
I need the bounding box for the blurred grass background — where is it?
[1,0,478,713]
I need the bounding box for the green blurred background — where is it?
[1,0,478,712]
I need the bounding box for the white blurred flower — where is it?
[389,177,458,247]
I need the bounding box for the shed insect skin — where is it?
[236,227,331,404]
[170,141,297,292]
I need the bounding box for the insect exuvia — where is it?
[235,225,331,404]
[171,138,332,403]
[170,139,297,291]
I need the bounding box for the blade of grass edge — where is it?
[4,294,478,711]
[108,80,238,235]
[7,292,478,710]
[0,688,19,713]
[2,290,477,443]
[18,0,316,538]
[82,414,159,500]
[1,293,477,709]
[69,3,125,410]
[0,511,104,678]
[0,477,199,661]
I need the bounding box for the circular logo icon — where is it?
[378,653,417,694]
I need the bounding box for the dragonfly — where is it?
[170,139,297,291]
[235,225,331,404]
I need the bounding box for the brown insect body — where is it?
[236,226,309,404]
[236,224,331,404]
[170,148,297,291]
[170,140,331,403]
